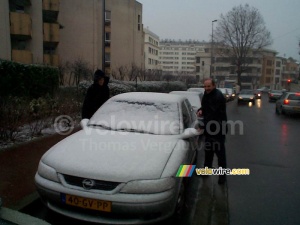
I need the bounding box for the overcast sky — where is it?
[137,0,300,61]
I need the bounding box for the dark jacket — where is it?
[200,88,227,140]
[81,77,110,119]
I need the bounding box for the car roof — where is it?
[112,92,186,103]
[169,91,201,96]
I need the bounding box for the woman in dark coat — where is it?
[81,69,110,119]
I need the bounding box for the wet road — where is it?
[226,94,300,225]
[20,94,300,225]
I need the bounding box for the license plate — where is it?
[61,194,111,212]
[293,107,300,111]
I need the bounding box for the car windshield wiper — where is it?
[88,124,112,130]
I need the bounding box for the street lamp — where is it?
[210,19,217,78]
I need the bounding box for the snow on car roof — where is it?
[112,92,186,103]
[90,92,184,135]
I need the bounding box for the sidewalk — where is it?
[0,129,79,224]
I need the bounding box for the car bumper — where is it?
[269,96,281,101]
[35,173,178,224]
[238,98,255,102]
[282,105,300,114]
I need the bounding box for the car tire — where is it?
[275,107,280,115]
[252,100,255,105]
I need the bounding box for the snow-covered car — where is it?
[35,92,202,224]
[169,91,202,113]
[237,89,256,105]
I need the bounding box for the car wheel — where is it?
[175,182,186,216]
[252,100,255,105]
[275,106,280,115]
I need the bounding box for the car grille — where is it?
[63,174,120,191]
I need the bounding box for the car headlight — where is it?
[250,97,254,99]
[37,161,60,182]
[239,97,243,99]
[120,177,175,194]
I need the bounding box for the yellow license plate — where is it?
[61,194,111,212]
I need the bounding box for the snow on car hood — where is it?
[41,129,185,183]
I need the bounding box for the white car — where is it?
[169,91,202,113]
[35,92,202,224]
[187,87,205,94]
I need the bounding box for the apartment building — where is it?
[195,45,286,89]
[159,40,206,77]
[281,57,299,89]
[143,27,160,71]
[0,0,144,78]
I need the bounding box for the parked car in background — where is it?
[275,92,300,115]
[254,89,262,99]
[257,86,270,93]
[187,87,205,94]
[237,89,256,105]
[218,88,230,102]
[269,90,284,102]
[35,92,202,224]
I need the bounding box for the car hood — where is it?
[41,129,183,182]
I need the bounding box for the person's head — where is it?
[203,78,216,94]
[93,69,105,86]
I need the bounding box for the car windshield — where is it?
[240,90,253,94]
[271,90,282,93]
[89,99,181,135]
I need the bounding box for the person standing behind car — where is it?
[197,78,228,184]
[82,69,110,119]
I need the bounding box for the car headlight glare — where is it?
[38,161,60,182]
[120,177,175,194]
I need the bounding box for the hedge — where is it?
[0,60,59,98]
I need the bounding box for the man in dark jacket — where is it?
[82,69,110,119]
[197,78,228,184]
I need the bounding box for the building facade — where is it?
[143,27,160,71]
[159,40,206,77]
[0,0,144,79]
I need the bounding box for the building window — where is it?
[105,52,111,62]
[105,11,111,21]
[196,66,200,72]
[138,15,141,31]
[105,32,111,41]
[196,57,200,63]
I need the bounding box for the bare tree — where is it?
[214,4,272,87]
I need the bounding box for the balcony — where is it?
[43,23,59,43]
[10,12,32,39]
[11,49,32,64]
[43,0,59,22]
[44,54,59,67]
